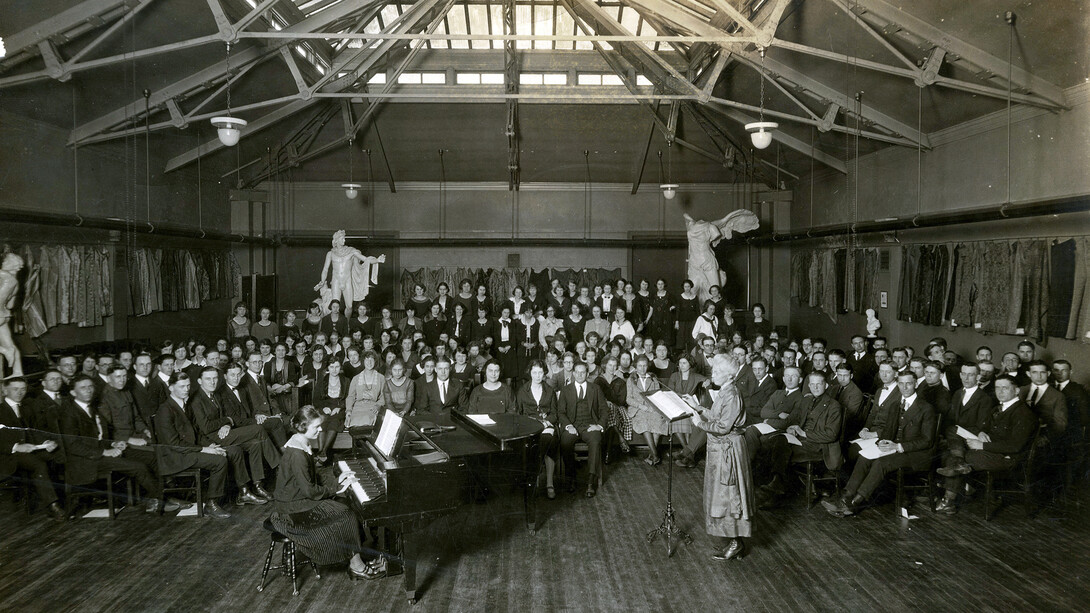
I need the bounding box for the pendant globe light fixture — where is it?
[745,47,777,150]
[342,138,362,199]
[659,140,678,200]
[210,41,247,146]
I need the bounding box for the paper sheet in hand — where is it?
[778,432,802,446]
[753,423,778,435]
[956,426,980,441]
[644,390,697,422]
[855,437,898,459]
[467,414,496,425]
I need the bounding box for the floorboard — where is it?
[1,457,1088,613]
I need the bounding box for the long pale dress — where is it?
[693,382,754,538]
[344,369,384,428]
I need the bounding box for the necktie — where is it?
[900,398,907,411]
[578,384,584,400]
[232,387,241,402]
[93,412,104,440]
[440,381,446,403]
[10,402,21,421]
[1029,386,1040,407]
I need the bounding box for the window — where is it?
[368,73,387,85]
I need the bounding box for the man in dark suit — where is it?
[826,373,936,516]
[58,375,179,514]
[944,363,996,443]
[190,366,277,503]
[847,335,876,392]
[758,372,843,505]
[557,362,607,497]
[738,357,779,424]
[830,364,865,436]
[1052,360,1089,464]
[154,372,232,518]
[414,357,467,414]
[936,375,1037,513]
[918,361,952,422]
[150,354,174,411]
[243,352,289,440]
[740,366,806,461]
[92,354,115,402]
[977,360,999,402]
[218,361,286,447]
[27,368,67,443]
[1,377,66,520]
[129,352,160,437]
[99,366,154,445]
[847,361,901,463]
[1021,359,1069,460]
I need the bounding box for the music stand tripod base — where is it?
[646,419,693,556]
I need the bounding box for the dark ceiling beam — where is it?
[733,49,932,148]
[65,0,379,145]
[561,0,704,101]
[834,0,1068,109]
[164,0,449,173]
[710,106,847,173]
[222,0,457,183]
[769,37,1066,111]
[0,0,134,70]
[62,0,158,68]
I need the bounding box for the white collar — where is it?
[285,434,312,454]
[785,387,799,395]
[75,399,92,414]
[901,393,917,409]
[1000,398,1018,412]
[1058,380,1069,391]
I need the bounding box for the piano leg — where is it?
[396,531,417,603]
[523,438,540,533]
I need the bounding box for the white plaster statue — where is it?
[0,253,25,376]
[315,230,385,314]
[866,308,881,338]
[684,210,760,302]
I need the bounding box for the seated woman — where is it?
[464,360,516,413]
[595,354,632,458]
[344,350,384,436]
[627,355,668,465]
[313,360,349,463]
[450,346,477,388]
[667,355,706,447]
[382,359,414,416]
[271,406,382,580]
[650,341,676,380]
[515,360,559,498]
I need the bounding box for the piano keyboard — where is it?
[337,458,387,503]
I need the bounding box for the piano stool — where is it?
[257,518,321,596]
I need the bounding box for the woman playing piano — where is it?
[271,405,383,580]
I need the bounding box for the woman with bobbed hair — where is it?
[270,405,381,579]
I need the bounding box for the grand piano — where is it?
[337,409,543,603]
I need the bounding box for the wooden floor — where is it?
[2,455,1088,613]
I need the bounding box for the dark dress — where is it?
[514,381,559,457]
[320,314,349,338]
[464,383,516,413]
[648,292,676,346]
[596,373,633,442]
[676,294,701,350]
[349,316,377,340]
[270,444,362,566]
[262,359,299,418]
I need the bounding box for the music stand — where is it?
[643,389,697,557]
